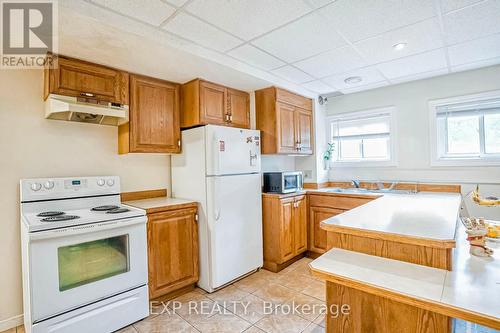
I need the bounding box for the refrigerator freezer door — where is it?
[206,173,263,289]
[206,125,261,176]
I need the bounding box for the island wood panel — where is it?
[326,282,451,333]
[312,269,500,331]
[327,232,452,270]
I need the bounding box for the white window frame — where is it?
[429,90,500,167]
[326,106,398,168]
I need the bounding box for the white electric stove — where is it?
[20,176,149,333]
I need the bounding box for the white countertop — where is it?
[124,197,196,211]
[321,192,462,242]
[310,223,500,325]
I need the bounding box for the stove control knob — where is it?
[106,179,115,187]
[44,181,55,190]
[31,182,42,191]
[97,179,105,186]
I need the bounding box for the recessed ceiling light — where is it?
[392,42,407,51]
[344,76,362,85]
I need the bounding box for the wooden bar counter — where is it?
[310,192,500,333]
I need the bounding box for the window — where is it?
[327,107,396,166]
[430,91,500,166]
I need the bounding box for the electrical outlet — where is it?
[303,170,312,179]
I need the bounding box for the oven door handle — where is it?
[29,217,147,240]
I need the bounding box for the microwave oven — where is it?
[263,172,303,194]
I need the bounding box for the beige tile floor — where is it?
[120,257,325,333]
[2,258,324,333]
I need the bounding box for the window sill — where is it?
[431,158,500,167]
[329,160,398,168]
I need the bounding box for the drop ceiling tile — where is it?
[227,44,285,70]
[318,0,435,42]
[271,66,314,84]
[389,68,449,84]
[443,0,500,44]
[340,81,389,94]
[294,46,366,78]
[163,12,243,52]
[376,49,448,79]
[302,80,336,94]
[184,0,312,40]
[91,0,176,26]
[165,0,189,7]
[440,0,483,13]
[355,18,444,64]
[322,66,386,90]
[252,12,346,63]
[448,34,500,67]
[451,56,500,73]
[303,0,335,9]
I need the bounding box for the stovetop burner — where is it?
[37,211,65,217]
[91,205,120,212]
[41,215,80,222]
[106,208,130,214]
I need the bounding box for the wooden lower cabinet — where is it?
[147,206,199,299]
[308,193,374,255]
[262,194,307,272]
[309,206,345,255]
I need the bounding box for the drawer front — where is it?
[308,194,373,210]
[276,88,312,110]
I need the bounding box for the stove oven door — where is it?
[28,217,148,323]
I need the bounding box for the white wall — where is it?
[0,70,171,329]
[325,66,500,220]
[326,65,500,184]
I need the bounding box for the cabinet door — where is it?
[227,88,250,129]
[48,56,128,104]
[147,208,198,299]
[200,81,227,125]
[276,102,297,154]
[129,75,180,153]
[296,108,313,155]
[309,207,344,254]
[279,198,295,263]
[293,196,308,255]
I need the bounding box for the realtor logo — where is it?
[1,0,57,68]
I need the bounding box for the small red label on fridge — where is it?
[219,140,225,151]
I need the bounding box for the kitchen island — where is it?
[309,192,500,332]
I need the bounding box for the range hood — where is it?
[45,94,129,126]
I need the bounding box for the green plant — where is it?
[323,142,336,161]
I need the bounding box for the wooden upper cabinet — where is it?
[227,88,250,128]
[296,108,313,154]
[119,74,180,154]
[44,55,129,104]
[277,102,297,154]
[181,79,250,129]
[200,81,226,125]
[256,86,314,155]
[147,206,198,299]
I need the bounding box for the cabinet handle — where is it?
[229,114,233,122]
[80,92,95,97]
[178,140,181,147]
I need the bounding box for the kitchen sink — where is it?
[324,188,413,194]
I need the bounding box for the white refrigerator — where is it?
[171,125,263,292]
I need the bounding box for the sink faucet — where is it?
[351,180,361,188]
